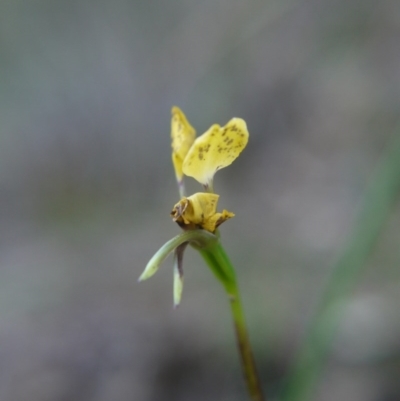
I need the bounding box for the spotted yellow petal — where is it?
[182,118,248,187]
[171,192,234,233]
[171,107,196,183]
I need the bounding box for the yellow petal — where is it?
[171,107,196,182]
[171,192,233,233]
[182,118,249,187]
[202,209,235,232]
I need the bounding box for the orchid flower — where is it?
[139,107,249,305]
[138,107,263,401]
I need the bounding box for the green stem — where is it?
[280,129,400,401]
[199,241,265,401]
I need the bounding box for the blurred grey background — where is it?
[0,0,400,400]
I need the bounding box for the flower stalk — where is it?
[199,241,265,401]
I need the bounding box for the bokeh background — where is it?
[1,0,400,400]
